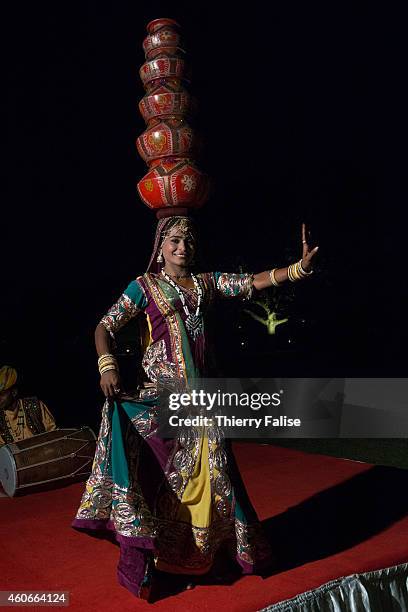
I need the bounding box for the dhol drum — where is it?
[0,427,96,497]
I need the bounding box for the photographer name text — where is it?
[168,415,301,428]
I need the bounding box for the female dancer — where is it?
[72,216,318,599]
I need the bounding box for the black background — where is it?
[3,1,407,431]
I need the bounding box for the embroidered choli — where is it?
[100,272,253,383]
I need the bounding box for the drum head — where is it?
[0,445,17,497]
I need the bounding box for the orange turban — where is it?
[0,366,17,392]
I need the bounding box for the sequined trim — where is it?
[76,403,156,538]
[75,401,271,569]
[142,274,187,381]
[142,339,177,383]
[235,519,272,566]
[216,273,254,300]
[156,518,235,570]
[207,425,232,519]
[101,293,143,334]
[166,426,201,500]
[23,398,46,435]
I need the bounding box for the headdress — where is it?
[0,366,17,393]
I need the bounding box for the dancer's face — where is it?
[162,225,195,268]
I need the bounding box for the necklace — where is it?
[165,271,191,280]
[161,269,203,339]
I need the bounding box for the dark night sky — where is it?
[3,2,407,427]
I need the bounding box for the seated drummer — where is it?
[0,366,57,446]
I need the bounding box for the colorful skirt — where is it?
[72,398,272,598]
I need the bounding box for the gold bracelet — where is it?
[99,364,118,375]
[288,260,313,282]
[296,262,304,279]
[98,353,118,376]
[98,355,117,363]
[287,263,297,282]
[98,353,115,366]
[98,357,117,367]
[269,268,280,287]
[299,260,313,276]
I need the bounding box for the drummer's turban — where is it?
[0,366,17,392]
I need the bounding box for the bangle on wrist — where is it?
[98,353,118,376]
[100,364,118,375]
[299,260,313,276]
[287,259,313,282]
[98,353,115,365]
[269,268,280,287]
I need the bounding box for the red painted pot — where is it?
[143,27,184,60]
[144,48,185,60]
[144,78,184,94]
[137,159,209,210]
[146,18,180,34]
[139,90,195,123]
[140,57,190,88]
[136,119,196,163]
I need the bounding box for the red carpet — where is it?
[1,444,408,611]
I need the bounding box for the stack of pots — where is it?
[137,18,209,218]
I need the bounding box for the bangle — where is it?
[269,268,280,287]
[98,353,115,366]
[287,260,313,282]
[98,353,118,375]
[299,260,313,276]
[100,364,118,375]
[98,357,117,367]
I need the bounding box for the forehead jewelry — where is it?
[161,218,195,242]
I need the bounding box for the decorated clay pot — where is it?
[144,48,185,61]
[136,18,208,215]
[137,159,209,210]
[143,24,184,60]
[144,80,187,96]
[139,90,195,123]
[145,78,184,95]
[139,58,190,89]
[136,119,196,163]
[146,18,180,34]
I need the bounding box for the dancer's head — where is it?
[147,216,198,273]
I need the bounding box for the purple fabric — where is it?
[117,544,152,598]
[139,277,172,346]
[193,331,205,373]
[117,542,152,597]
[144,433,174,472]
[71,518,155,549]
[139,273,208,376]
[117,567,147,599]
[72,518,110,532]
[72,518,154,598]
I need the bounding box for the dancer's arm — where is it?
[95,324,121,398]
[96,279,148,398]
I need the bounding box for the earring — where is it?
[157,249,163,263]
